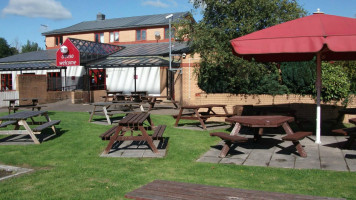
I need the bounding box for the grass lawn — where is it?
[0,111,355,200]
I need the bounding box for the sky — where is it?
[0,0,355,50]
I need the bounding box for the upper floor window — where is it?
[110,32,119,43]
[165,28,176,39]
[95,33,104,43]
[55,36,63,46]
[136,29,146,41]
[1,74,12,91]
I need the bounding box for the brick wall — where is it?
[17,75,47,104]
[177,57,356,123]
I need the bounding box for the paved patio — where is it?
[197,134,356,172]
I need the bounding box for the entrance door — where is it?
[89,69,106,90]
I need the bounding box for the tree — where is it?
[177,0,306,94]
[0,37,17,58]
[21,40,42,53]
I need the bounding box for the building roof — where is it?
[0,39,189,71]
[0,49,57,63]
[87,56,180,68]
[42,12,189,36]
[0,61,57,71]
[111,42,189,57]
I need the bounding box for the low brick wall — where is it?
[184,93,355,123]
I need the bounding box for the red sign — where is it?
[56,39,80,67]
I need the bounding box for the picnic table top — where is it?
[125,180,345,200]
[180,104,227,109]
[92,101,142,106]
[118,112,150,126]
[0,111,47,120]
[226,115,294,127]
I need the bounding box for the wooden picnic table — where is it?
[103,112,160,154]
[3,98,45,114]
[211,115,312,157]
[332,118,356,149]
[0,111,60,144]
[174,104,233,130]
[146,96,178,111]
[125,180,345,200]
[89,101,144,125]
[101,91,124,102]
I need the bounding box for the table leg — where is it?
[147,114,155,129]
[104,126,124,154]
[18,120,40,144]
[193,109,207,130]
[148,97,156,111]
[89,105,96,122]
[43,113,57,134]
[174,108,184,127]
[282,122,308,157]
[103,106,112,125]
[139,126,158,153]
[220,123,242,157]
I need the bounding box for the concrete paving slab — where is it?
[196,156,221,163]
[100,139,167,158]
[198,135,356,171]
[220,157,245,165]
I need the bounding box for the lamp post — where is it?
[166,14,173,71]
[166,14,174,99]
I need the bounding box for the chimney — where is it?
[97,12,105,20]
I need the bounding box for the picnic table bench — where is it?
[332,117,356,149]
[173,104,234,130]
[211,115,312,157]
[0,111,60,144]
[102,112,165,154]
[125,180,345,200]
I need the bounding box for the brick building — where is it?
[0,12,202,106]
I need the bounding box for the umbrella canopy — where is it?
[230,12,356,143]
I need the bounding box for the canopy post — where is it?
[315,52,322,144]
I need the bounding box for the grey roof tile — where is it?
[0,49,57,63]
[42,12,189,36]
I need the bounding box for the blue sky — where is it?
[0,0,355,50]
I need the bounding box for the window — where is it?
[47,72,62,91]
[165,28,175,39]
[89,69,106,90]
[1,74,12,91]
[95,33,104,43]
[55,36,63,46]
[136,29,146,41]
[110,31,119,43]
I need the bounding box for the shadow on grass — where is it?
[0,128,67,145]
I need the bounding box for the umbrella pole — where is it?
[315,53,322,144]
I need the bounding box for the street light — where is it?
[166,14,173,71]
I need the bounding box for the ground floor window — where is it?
[90,69,106,90]
[47,72,62,91]
[1,74,12,91]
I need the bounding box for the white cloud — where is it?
[2,0,72,20]
[142,0,178,8]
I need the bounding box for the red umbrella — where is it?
[230,11,356,143]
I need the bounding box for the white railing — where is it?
[0,91,19,108]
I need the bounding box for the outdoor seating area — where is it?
[1,1,356,199]
[0,100,355,199]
